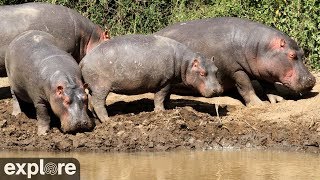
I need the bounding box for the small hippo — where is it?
[5,30,95,135]
[155,17,316,105]
[0,2,109,77]
[80,34,222,122]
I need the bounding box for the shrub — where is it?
[0,0,318,69]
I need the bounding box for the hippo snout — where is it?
[215,85,224,96]
[303,75,316,90]
[61,113,95,133]
[295,75,316,94]
[287,73,316,94]
[74,119,95,132]
[200,83,224,98]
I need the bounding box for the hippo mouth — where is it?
[61,121,95,134]
[275,82,311,96]
[60,114,95,134]
[276,82,291,89]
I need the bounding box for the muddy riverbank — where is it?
[0,73,319,153]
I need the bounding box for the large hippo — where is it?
[80,34,223,122]
[0,2,109,77]
[155,17,316,105]
[5,30,95,135]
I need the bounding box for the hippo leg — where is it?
[233,71,263,105]
[11,90,22,116]
[91,89,109,123]
[154,85,170,112]
[35,103,50,135]
[87,93,94,115]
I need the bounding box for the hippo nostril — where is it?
[76,123,81,129]
[301,75,316,89]
[307,76,316,86]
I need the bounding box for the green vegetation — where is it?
[1,0,319,69]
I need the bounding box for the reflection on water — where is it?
[0,149,319,180]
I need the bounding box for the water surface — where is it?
[0,149,319,180]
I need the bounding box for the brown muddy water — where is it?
[0,149,319,180]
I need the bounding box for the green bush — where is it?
[0,0,319,69]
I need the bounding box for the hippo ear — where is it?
[211,56,215,62]
[192,59,200,68]
[103,30,110,40]
[288,51,297,59]
[83,83,89,90]
[280,39,286,48]
[56,86,64,96]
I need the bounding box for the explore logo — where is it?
[0,158,80,180]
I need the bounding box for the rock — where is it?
[0,120,7,128]
[148,142,154,148]
[188,137,195,144]
[116,130,125,136]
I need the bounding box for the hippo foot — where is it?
[246,99,266,106]
[37,125,49,135]
[266,94,284,104]
[98,116,110,123]
[12,101,22,116]
[154,107,165,112]
[12,110,21,116]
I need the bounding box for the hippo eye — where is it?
[63,95,73,105]
[200,71,206,77]
[82,95,88,103]
[288,52,297,59]
[63,99,71,106]
[77,93,87,101]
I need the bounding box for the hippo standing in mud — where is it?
[80,34,223,122]
[0,2,109,77]
[155,17,316,105]
[5,30,95,135]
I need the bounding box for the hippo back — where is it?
[0,2,105,76]
[5,30,81,102]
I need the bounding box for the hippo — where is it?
[155,17,316,105]
[80,34,223,122]
[0,2,109,77]
[5,30,95,135]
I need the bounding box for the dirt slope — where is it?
[0,73,319,153]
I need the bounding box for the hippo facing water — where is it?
[6,30,95,135]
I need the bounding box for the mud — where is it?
[0,73,319,153]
